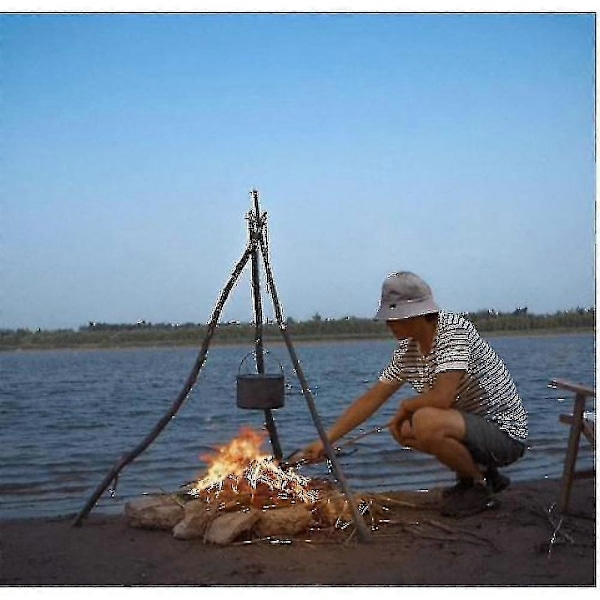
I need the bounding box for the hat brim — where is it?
[374,298,440,321]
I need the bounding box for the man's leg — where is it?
[398,406,484,481]
[397,407,495,517]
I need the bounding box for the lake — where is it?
[0,333,595,520]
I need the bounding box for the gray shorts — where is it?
[462,412,525,468]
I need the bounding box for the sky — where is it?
[0,10,596,330]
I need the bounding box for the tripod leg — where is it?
[72,243,255,526]
[249,208,283,460]
[258,235,371,543]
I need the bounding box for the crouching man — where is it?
[300,271,528,518]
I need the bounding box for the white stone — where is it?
[172,500,215,540]
[125,495,184,530]
[254,504,315,537]
[204,509,260,545]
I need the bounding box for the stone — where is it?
[172,500,215,540]
[254,504,315,537]
[204,509,260,545]
[125,495,184,531]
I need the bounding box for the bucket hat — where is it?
[374,271,440,321]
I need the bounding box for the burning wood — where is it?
[125,427,386,544]
[188,427,319,506]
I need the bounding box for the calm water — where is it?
[0,333,595,519]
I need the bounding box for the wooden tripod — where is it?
[72,190,371,543]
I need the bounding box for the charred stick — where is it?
[282,421,393,468]
[336,420,394,448]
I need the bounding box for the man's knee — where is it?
[411,407,466,447]
[411,407,440,439]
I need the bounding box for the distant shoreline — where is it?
[0,327,593,353]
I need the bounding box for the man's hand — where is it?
[293,440,327,464]
[389,403,411,444]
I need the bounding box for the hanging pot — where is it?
[236,351,285,410]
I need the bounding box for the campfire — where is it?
[125,427,386,544]
[189,427,319,507]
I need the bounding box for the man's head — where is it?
[374,271,439,322]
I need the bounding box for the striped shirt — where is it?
[379,311,528,441]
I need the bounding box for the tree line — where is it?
[0,307,594,351]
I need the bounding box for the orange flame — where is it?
[190,427,319,504]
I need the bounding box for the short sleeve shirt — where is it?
[379,311,528,441]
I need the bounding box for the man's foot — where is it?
[441,477,474,499]
[485,466,510,493]
[440,480,499,518]
[442,467,509,501]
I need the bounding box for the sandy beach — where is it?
[0,477,595,587]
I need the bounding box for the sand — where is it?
[0,477,595,587]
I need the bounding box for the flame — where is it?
[189,427,319,505]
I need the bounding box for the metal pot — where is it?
[236,351,285,410]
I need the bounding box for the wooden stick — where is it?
[72,241,255,527]
[337,420,394,448]
[249,191,283,461]
[423,518,497,549]
[259,228,372,544]
[283,421,395,467]
[373,495,419,509]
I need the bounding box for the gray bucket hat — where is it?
[375,271,440,321]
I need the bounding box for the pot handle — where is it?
[237,349,284,376]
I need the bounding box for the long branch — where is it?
[72,242,255,526]
[258,231,371,543]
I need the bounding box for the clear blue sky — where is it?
[1,12,596,330]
